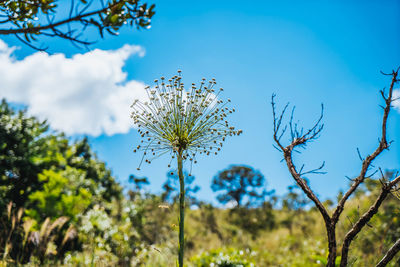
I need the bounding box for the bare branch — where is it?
[272,108,327,210]
[14,33,47,51]
[340,175,400,267]
[272,94,288,152]
[271,98,327,209]
[272,69,399,267]
[376,238,400,267]
[356,148,364,161]
[271,95,336,265]
[299,161,326,176]
[366,169,379,179]
[345,175,356,182]
[332,69,399,225]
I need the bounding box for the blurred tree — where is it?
[0,0,155,50]
[282,184,310,211]
[229,202,275,238]
[211,165,273,208]
[161,171,200,206]
[128,174,149,198]
[281,184,311,235]
[25,167,93,222]
[0,100,152,264]
[128,193,172,245]
[0,99,122,214]
[0,99,49,209]
[67,137,122,203]
[129,174,150,191]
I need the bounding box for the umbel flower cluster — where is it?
[130,71,242,170]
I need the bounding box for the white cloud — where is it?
[394,89,400,112]
[0,40,148,136]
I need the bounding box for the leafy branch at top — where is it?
[0,0,155,50]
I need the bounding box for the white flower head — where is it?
[130,71,242,169]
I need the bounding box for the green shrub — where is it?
[191,248,256,267]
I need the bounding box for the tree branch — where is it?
[376,238,400,267]
[340,175,400,267]
[0,0,155,49]
[332,69,399,226]
[272,68,399,267]
[0,4,111,35]
[272,96,329,222]
[282,149,330,222]
[271,96,337,266]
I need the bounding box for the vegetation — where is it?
[212,165,273,208]
[162,170,200,206]
[0,1,397,266]
[1,69,399,266]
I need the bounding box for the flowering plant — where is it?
[131,71,241,266]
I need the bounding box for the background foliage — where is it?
[0,99,399,266]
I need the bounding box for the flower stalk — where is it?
[130,71,242,266]
[177,149,185,266]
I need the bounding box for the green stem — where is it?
[177,151,185,267]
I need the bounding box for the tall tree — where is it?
[0,99,49,208]
[0,99,122,212]
[211,165,272,208]
[0,0,155,50]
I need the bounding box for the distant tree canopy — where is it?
[0,99,122,218]
[211,165,272,208]
[129,174,149,191]
[0,0,155,50]
[282,184,310,212]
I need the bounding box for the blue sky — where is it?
[1,0,399,204]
